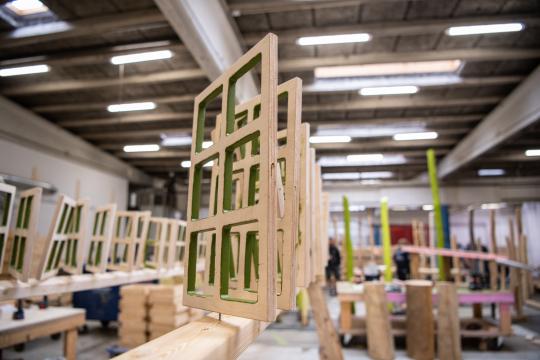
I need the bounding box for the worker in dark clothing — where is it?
[326,238,341,296]
[393,239,410,281]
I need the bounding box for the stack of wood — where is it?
[148,285,190,340]
[118,285,150,348]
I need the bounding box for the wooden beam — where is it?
[155,0,258,101]
[244,14,540,44]
[31,74,513,115]
[3,47,533,95]
[364,282,395,360]
[229,0,410,15]
[308,280,344,360]
[118,150,190,159]
[280,48,540,72]
[438,65,540,178]
[33,94,196,114]
[436,282,462,360]
[406,280,434,360]
[57,112,195,129]
[0,266,189,301]
[0,9,166,49]
[115,312,272,360]
[0,41,186,68]
[301,96,501,112]
[312,114,481,127]
[2,68,206,96]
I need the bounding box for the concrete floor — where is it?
[3,295,540,360]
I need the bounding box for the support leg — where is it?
[308,280,343,360]
[63,328,78,360]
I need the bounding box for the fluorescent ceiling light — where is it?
[310,135,351,144]
[478,169,505,177]
[319,154,405,167]
[111,50,173,65]
[322,173,361,180]
[347,153,384,162]
[422,204,434,211]
[361,180,381,185]
[481,203,506,210]
[304,74,462,93]
[316,124,426,138]
[315,60,462,78]
[0,64,49,77]
[107,102,156,112]
[181,160,213,168]
[297,33,371,46]
[360,85,418,96]
[123,144,160,153]
[393,131,438,141]
[360,171,393,179]
[446,23,524,36]
[392,206,409,211]
[6,0,48,15]
[525,149,540,157]
[321,171,393,181]
[329,204,365,212]
[161,136,192,147]
[202,141,213,149]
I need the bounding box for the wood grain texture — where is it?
[184,33,279,321]
[437,282,461,360]
[364,282,395,360]
[406,280,434,360]
[308,280,343,360]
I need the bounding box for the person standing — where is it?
[326,237,341,295]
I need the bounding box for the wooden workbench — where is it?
[0,306,85,360]
[337,281,514,345]
[0,262,207,301]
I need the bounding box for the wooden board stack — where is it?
[148,285,191,340]
[118,284,150,348]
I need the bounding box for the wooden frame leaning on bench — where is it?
[36,195,89,280]
[0,183,16,271]
[8,187,42,282]
[86,203,117,273]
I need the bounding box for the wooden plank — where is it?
[266,78,302,309]
[437,282,461,360]
[506,220,524,318]
[0,307,85,348]
[406,280,434,360]
[488,209,498,290]
[63,328,78,360]
[450,234,461,286]
[364,282,395,360]
[116,312,273,360]
[0,265,194,301]
[8,187,42,282]
[308,281,343,360]
[296,123,311,288]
